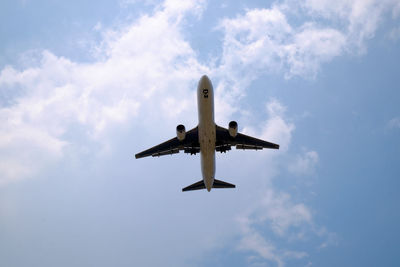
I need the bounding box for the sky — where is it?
[0,0,400,266]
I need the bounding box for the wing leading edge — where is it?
[215,125,279,151]
[135,127,200,159]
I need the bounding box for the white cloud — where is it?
[237,188,312,265]
[218,0,399,79]
[289,150,319,176]
[0,0,208,185]
[218,6,346,79]
[258,189,312,236]
[285,24,346,78]
[230,99,319,266]
[237,229,284,267]
[303,0,399,49]
[218,7,292,78]
[237,230,308,266]
[261,99,295,152]
[239,99,294,154]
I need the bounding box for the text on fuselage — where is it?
[202,89,208,98]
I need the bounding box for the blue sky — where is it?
[1,0,400,266]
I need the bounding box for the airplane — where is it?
[135,75,279,192]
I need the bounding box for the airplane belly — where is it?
[197,75,216,192]
[200,124,215,191]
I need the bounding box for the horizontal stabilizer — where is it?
[182,180,205,192]
[213,179,235,189]
[182,179,236,192]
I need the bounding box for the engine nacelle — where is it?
[176,124,186,141]
[228,121,238,138]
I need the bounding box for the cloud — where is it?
[239,99,294,154]
[261,99,295,152]
[237,229,284,267]
[217,0,399,78]
[218,7,292,78]
[393,2,400,18]
[302,0,399,49]
[0,0,207,185]
[386,26,400,41]
[387,117,400,129]
[289,150,319,176]
[237,188,312,266]
[259,189,313,236]
[218,6,346,78]
[228,99,321,266]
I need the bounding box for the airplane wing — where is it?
[135,127,200,159]
[215,125,279,152]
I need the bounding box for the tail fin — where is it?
[182,179,235,192]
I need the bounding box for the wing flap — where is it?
[236,144,263,150]
[152,148,180,157]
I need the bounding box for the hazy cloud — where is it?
[388,117,400,129]
[289,150,319,176]
[386,26,400,41]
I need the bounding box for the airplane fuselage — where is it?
[197,75,216,191]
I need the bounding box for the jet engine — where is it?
[228,121,238,138]
[176,124,186,141]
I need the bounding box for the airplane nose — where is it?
[201,74,209,81]
[199,75,211,89]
